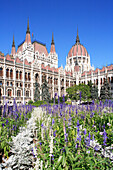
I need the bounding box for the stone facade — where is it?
[0,20,113,105]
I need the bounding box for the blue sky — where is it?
[0,0,113,69]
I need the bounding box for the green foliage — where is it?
[34,81,40,102]
[35,102,113,169]
[91,85,98,100]
[50,95,68,104]
[0,108,32,159]
[28,100,33,105]
[65,101,72,105]
[66,84,91,101]
[100,78,112,100]
[41,78,50,102]
[32,100,47,107]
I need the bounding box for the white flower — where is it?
[107,123,111,126]
[99,132,103,135]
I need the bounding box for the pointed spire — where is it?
[51,32,55,45]
[76,27,80,44]
[25,18,31,44]
[11,35,16,55]
[50,32,55,53]
[12,35,15,47]
[26,18,30,34]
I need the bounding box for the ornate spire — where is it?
[26,18,30,34]
[12,35,15,47]
[11,35,16,55]
[76,27,80,44]
[50,32,55,53]
[51,32,55,45]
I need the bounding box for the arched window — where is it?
[10,82,13,86]
[28,73,30,81]
[17,90,21,97]
[35,73,39,82]
[25,72,27,81]
[10,69,13,79]
[26,91,29,97]
[16,70,18,79]
[19,71,22,80]
[6,69,9,78]
[8,89,12,96]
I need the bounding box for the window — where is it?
[16,83,18,87]
[10,82,13,86]
[7,82,9,86]
[28,84,30,88]
[8,89,12,96]
[10,69,13,79]
[0,81,2,85]
[25,84,27,88]
[26,91,29,97]
[20,83,22,87]
[16,71,18,79]
[17,90,21,96]
[6,69,9,78]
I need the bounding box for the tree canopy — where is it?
[66,84,91,101]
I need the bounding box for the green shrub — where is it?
[65,101,72,105]
[28,100,33,105]
[32,100,47,107]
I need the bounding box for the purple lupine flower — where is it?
[103,129,107,146]
[6,119,9,125]
[53,130,56,137]
[52,154,54,161]
[63,94,65,103]
[39,142,42,145]
[52,118,55,126]
[83,128,87,135]
[92,134,95,141]
[41,123,44,127]
[2,123,5,128]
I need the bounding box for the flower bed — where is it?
[0,99,34,161]
[34,100,113,169]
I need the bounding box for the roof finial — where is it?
[26,18,30,34]
[12,34,15,47]
[76,27,80,44]
[51,32,55,45]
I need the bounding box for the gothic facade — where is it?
[0,20,113,105]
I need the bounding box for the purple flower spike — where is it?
[103,129,107,146]
[83,128,87,135]
[52,118,55,126]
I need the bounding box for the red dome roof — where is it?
[68,44,89,57]
[68,29,89,57]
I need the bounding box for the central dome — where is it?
[68,29,89,58]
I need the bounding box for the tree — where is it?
[100,78,112,100]
[34,81,40,102]
[66,84,91,101]
[41,77,50,102]
[91,85,98,100]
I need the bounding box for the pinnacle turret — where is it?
[51,32,55,45]
[76,27,80,44]
[12,35,15,47]
[26,18,30,34]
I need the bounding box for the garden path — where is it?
[0,107,44,170]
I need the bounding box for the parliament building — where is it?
[0,20,113,105]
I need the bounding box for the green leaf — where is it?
[55,156,63,169]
